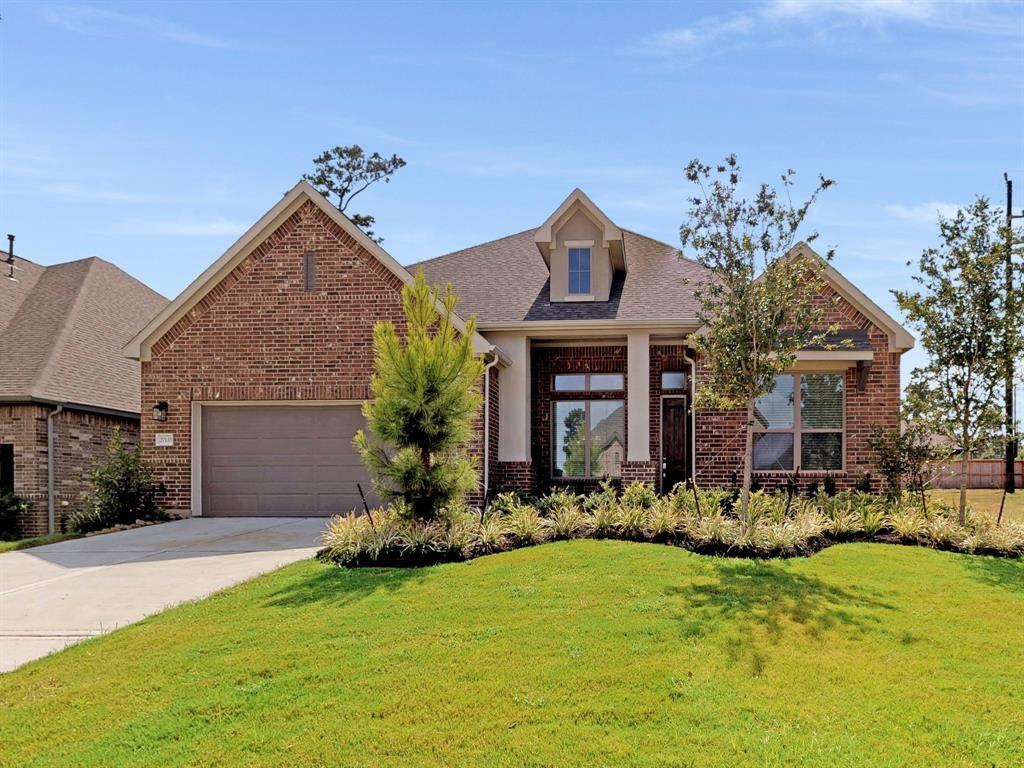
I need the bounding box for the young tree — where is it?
[681,155,836,526]
[354,270,485,521]
[894,198,1019,523]
[302,145,406,243]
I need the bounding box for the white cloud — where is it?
[115,217,247,237]
[40,5,233,49]
[884,201,961,223]
[627,0,1015,55]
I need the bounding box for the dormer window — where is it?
[568,247,591,295]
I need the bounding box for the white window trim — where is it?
[751,372,846,474]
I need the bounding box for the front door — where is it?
[661,397,689,492]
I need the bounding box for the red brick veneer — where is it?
[142,200,492,513]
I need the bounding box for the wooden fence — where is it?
[930,460,1024,489]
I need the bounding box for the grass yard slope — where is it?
[1,541,1021,768]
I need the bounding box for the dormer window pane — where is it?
[568,247,591,295]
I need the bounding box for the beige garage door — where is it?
[201,405,380,517]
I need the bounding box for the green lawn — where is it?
[0,532,81,553]
[1,541,1021,767]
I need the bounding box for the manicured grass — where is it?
[0,532,81,553]
[929,488,1023,524]
[1,541,1021,767]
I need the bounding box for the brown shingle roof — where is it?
[0,253,167,414]
[414,229,709,325]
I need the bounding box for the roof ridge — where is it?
[27,259,96,400]
[88,255,169,302]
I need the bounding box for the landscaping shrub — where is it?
[318,484,1024,568]
[546,499,586,540]
[587,502,618,538]
[0,491,28,539]
[470,510,508,554]
[71,430,166,533]
[505,503,549,546]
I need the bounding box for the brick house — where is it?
[0,249,168,534]
[127,182,913,518]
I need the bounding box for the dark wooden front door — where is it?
[661,397,689,492]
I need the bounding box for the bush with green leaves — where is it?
[71,429,166,533]
[0,491,28,539]
[868,425,936,499]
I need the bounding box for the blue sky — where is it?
[2,0,1023,383]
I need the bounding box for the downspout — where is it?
[46,404,65,534]
[482,351,500,505]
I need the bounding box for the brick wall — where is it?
[693,284,901,494]
[0,405,48,535]
[141,199,491,514]
[0,404,138,535]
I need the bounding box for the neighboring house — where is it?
[0,249,168,534]
[127,181,914,518]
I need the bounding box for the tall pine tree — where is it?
[354,270,485,520]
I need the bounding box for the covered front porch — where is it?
[487,330,697,496]
[484,327,881,498]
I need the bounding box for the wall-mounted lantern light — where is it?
[153,401,169,422]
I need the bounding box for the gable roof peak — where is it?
[124,180,504,364]
[533,187,625,271]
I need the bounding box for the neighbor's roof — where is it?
[0,253,167,414]
[414,229,710,326]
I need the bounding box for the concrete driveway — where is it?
[0,517,325,672]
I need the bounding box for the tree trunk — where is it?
[958,448,970,526]
[739,400,755,528]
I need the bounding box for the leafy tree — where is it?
[893,197,1021,523]
[355,270,485,521]
[302,145,406,243]
[681,155,836,526]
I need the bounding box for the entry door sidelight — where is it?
[661,397,689,492]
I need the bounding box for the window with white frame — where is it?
[567,247,591,295]
[551,373,624,478]
[751,373,844,471]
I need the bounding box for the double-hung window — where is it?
[567,247,591,295]
[552,373,624,479]
[751,373,844,472]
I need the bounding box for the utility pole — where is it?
[1004,174,1023,493]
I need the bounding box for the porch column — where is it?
[627,332,650,462]
[492,332,531,462]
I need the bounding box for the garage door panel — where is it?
[201,405,379,517]
[204,493,259,515]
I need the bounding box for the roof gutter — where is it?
[46,404,65,535]
[0,396,140,421]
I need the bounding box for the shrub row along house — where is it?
[123,182,914,518]
[0,248,167,534]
